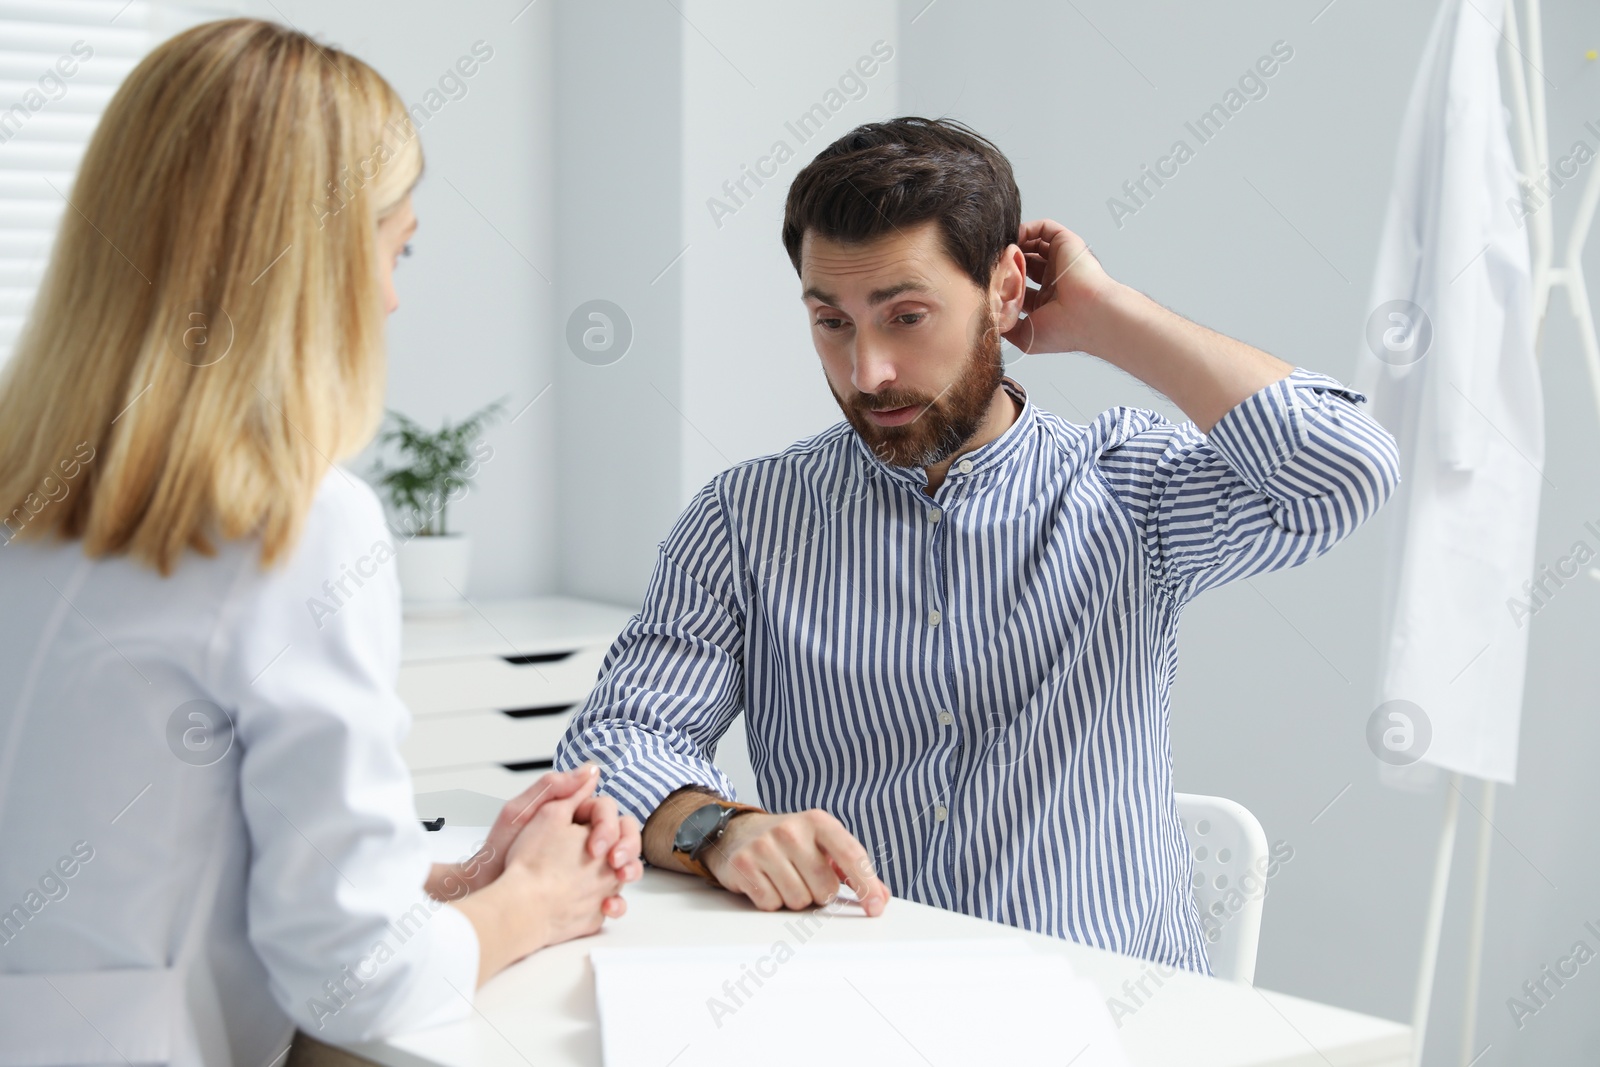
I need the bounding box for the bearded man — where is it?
[555,116,1399,973]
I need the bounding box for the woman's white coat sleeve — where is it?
[211,472,479,1042]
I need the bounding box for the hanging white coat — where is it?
[1353,0,1544,785]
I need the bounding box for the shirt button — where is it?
[938,710,954,725]
[934,804,949,822]
[928,507,942,523]
[927,610,942,626]
[958,459,973,475]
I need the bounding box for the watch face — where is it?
[674,803,728,854]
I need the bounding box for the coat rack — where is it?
[1410,1,1599,1064]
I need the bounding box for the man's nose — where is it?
[852,334,897,395]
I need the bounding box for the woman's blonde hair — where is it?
[0,18,421,573]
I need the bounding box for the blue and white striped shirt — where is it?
[557,367,1400,972]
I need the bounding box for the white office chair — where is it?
[1176,793,1270,984]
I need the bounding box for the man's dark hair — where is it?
[781,116,1021,291]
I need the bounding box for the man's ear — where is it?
[991,243,1028,331]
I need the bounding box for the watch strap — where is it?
[674,800,763,884]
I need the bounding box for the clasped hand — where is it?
[430,764,643,952]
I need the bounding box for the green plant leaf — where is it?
[366,397,507,537]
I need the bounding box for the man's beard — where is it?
[830,303,1006,469]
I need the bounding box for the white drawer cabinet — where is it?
[401,707,576,772]
[396,645,610,719]
[399,597,636,799]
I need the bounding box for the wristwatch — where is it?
[671,799,762,884]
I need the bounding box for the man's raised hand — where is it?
[1002,218,1117,357]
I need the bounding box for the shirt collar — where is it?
[851,376,1035,491]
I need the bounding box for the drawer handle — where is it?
[502,758,555,772]
[500,704,577,719]
[502,650,577,666]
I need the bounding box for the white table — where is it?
[401,596,636,664]
[359,830,1409,1067]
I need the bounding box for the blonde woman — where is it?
[0,19,640,1067]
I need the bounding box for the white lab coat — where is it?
[0,470,478,1066]
[1353,0,1543,785]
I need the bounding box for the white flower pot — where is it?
[395,534,472,618]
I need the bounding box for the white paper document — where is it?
[590,936,1129,1066]
[419,824,488,865]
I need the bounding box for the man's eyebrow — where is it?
[801,280,936,306]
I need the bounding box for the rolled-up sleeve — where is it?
[214,472,479,1043]
[1095,367,1402,601]
[555,478,744,826]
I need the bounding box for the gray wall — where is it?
[552,0,688,604]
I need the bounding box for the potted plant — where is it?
[369,399,503,616]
